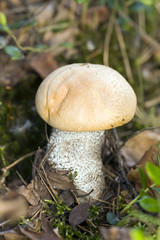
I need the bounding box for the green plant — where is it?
[119,141,160,239]
[44,198,71,216]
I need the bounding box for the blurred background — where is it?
[0,0,160,178]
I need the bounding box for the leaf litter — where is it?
[0,0,160,239]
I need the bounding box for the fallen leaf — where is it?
[17,176,52,206]
[0,196,28,220]
[99,226,131,240]
[27,204,42,219]
[34,2,56,24]
[46,170,74,191]
[2,230,29,240]
[17,184,40,206]
[86,5,109,27]
[121,130,160,167]
[59,190,74,207]
[30,53,58,78]
[69,203,90,226]
[43,27,79,56]
[127,145,159,188]
[19,219,62,240]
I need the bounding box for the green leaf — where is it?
[0,12,7,26]
[158,141,160,167]
[106,212,119,225]
[130,229,146,240]
[138,167,147,190]
[145,162,160,186]
[74,0,89,3]
[60,42,73,49]
[139,196,160,213]
[4,46,24,60]
[157,227,160,240]
[139,0,154,6]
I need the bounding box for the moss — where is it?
[0,75,46,177]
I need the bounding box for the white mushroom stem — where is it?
[47,129,105,200]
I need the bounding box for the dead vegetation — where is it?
[0,0,160,239]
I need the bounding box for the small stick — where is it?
[36,167,57,203]
[16,170,27,185]
[2,151,35,172]
[113,129,137,197]
[45,123,49,142]
[39,144,55,169]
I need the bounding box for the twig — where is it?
[41,164,58,203]
[2,151,35,172]
[38,144,58,203]
[16,170,27,185]
[115,21,134,84]
[70,190,80,205]
[39,144,55,169]
[0,219,11,227]
[45,123,49,143]
[35,166,57,203]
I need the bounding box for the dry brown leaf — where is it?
[43,27,79,56]
[0,196,28,220]
[86,5,109,27]
[27,204,42,219]
[17,177,52,206]
[99,226,131,240]
[59,190,74,207]
[121,130,160,167]
[46,170,74,191]
[2,231,29,240]
[30,53,58,78]
[127,145,159,187]
[69,203,90,226]
[19,219,62,240]
[17,184,40,206]
[34,2,56,24]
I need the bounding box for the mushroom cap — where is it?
[35,63,137,132]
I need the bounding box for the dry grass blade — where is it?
[115,21,134,84]
[119,11,160,51]
[103,1,117,66]
[145,95,160,108]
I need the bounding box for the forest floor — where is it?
[0,0,160,239]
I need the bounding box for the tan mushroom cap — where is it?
[35,63,137,132]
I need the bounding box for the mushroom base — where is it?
[47,129,105,200]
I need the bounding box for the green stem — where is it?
[6,28,57,53]
[120,183,156,215]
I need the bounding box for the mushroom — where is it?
[35,63,137,200]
